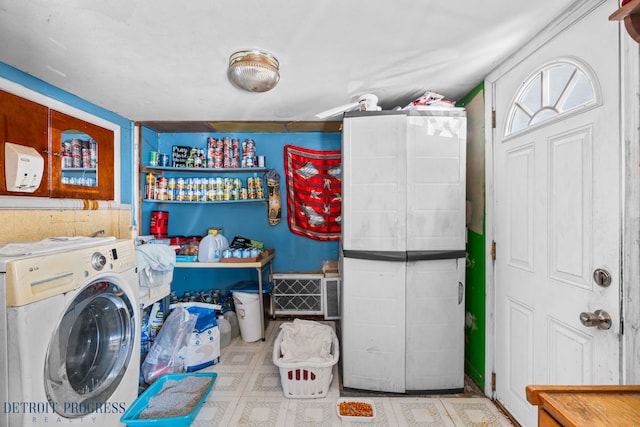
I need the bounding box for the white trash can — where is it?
[233,291,262,342]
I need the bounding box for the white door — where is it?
[492,2,621,426]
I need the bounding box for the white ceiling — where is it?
[0,0,579,124]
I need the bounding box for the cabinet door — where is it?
[341,256,406,393]
[406,113,467,251]
[342,113,408,252]
[0,89,49,197]
[405,257,465,391]
[50,110,114,200]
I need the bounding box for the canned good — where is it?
[145,173,155,199]
[177,177,186,190]
[156,188,167,200]
[159,153,170,167]
[62,154,72,169]
[149,151,159,166]
[232,249,242,258]
[222,249,232,259]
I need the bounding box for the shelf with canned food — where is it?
[141,166,267,203]
[143,199,266,204]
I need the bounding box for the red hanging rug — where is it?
[283,145,342,241]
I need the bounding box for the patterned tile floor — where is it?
[194,320,515,426]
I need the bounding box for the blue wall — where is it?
[0,62,134,204]
[0,61,342,297]
[141,127,342,296]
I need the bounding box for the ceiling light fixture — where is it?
[227,50,280,93]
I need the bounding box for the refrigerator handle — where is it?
[458,281,464,305]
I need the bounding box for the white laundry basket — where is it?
[272,327,339,398]
[232,291,262,342]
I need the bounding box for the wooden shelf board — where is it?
[609,0,640,21]
[138,120,343,133]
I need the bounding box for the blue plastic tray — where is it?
[120,372,217,426]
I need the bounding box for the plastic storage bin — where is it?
[272,328,339,398]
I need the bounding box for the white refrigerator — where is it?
[340,109,466,393]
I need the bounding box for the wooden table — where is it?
[176,249,275,341]
[526,385,640,426]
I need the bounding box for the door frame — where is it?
[483,0,640,400]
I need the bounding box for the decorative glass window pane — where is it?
[560,73,594,111]
[530,108,557,125]
[546,64,574,107]
[506,60,597,136]
[511,107,530,134]
[520,78,542,113]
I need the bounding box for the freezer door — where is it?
[406,113,467,251]
[342,114,408,252]
[340,256,406,393]
[405,257,465,392]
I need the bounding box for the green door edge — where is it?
[457,82,486,389]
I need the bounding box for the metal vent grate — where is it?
[273,274,323,315]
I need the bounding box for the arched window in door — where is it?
[505,59,599,137]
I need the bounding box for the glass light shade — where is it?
[227,50,280,92]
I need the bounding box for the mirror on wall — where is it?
[60,130,98,187]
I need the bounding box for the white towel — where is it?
[135,244,176,287]
[279,319,333,363]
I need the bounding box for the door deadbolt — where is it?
[593,268,612,287]
[579,309,612,330]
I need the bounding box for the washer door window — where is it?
[45,280,135,417]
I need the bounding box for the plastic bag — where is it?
[141,304,198,384]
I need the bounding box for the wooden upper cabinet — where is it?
[0,89,49,197]
[50,110,114,200]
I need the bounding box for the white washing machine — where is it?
[0,237,140,427]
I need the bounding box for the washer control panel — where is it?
[5,239,137,306]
